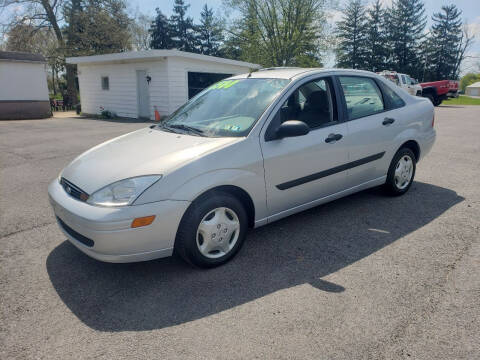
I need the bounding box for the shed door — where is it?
[136,70,150,119]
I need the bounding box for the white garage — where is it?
[465,81,480,97]
[67,50,261,120]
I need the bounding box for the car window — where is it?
[339,76,384,120]
[278,77,337,129]
[162,78,290,137]
[401,75,407,84]
[377,81,406,109]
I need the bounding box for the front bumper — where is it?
[48,179,190,263]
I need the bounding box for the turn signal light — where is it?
[131,215,156,228]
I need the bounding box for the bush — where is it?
[100,109,116,119]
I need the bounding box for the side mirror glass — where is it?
[276,120,310,139]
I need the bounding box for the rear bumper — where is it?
[419,129,436,161]
[48,179,190,263]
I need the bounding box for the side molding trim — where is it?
[276,152,385,190]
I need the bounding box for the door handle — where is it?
[382,117,395,125]
[325,133,343,143]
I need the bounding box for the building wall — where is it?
[77,59,169,119]
[166,57,252,114]
[0,61,50,119]
[0,101,50,120]
[0,61,49,101]
[77,57,252,119]
[466,87,479,96]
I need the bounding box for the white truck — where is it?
[377,71,423,96]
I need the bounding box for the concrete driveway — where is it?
[1,107,479,359]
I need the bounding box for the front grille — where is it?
[57,217,95,247]
[60,177,89,202]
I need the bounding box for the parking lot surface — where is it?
[1,107,479,359]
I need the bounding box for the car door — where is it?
[336,75,404,187]
[260,76,349,218]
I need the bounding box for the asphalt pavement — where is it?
[0,107,479,359]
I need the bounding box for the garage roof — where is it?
[0,51,45,63]
[466,81,480,88]
[66,50,261,69]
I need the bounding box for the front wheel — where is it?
[174,192,248,268]
[384,148,416,196]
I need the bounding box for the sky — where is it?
[2,0,479,72]
[130,0,480,72]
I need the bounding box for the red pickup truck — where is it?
[420,80,459,106]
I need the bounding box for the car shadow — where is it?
[46,181,463,332]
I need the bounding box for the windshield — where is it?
[160,78,290,137]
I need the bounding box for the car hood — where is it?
[61,127,240,194]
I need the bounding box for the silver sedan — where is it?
[48,68,436,268]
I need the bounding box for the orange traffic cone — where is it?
[154,106,161,122]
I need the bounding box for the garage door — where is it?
[188,72,232,99]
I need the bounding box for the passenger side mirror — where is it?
[276,120,310,139]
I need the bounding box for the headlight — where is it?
[87,175,161,207]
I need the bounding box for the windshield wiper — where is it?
[153,124,176,133]
[167,124,205,136]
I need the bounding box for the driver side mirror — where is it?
[276,120,310,139]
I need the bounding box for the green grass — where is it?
[441,95,480,105]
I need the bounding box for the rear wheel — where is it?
[384,148,416,196]
[175,191,248,268]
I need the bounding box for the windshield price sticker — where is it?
[224,124,241,131]
[209,80,240,90]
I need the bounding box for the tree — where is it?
[169,0,197,52]
[452,24,475,80]
[130,12,153,51]
[335,0,368,69]
[224,0,326,67]
[197,4,224,56]
[387,0,427,78]
[222,1,264,64]
[423,5,463,81]
[63,0,132,56]
[364,0,388,72]
[150,9,174,49]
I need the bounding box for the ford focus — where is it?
[48,68,436,268]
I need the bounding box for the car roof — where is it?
[230,67,379,80]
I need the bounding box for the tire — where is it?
[174,191,248,268]
[425,94,435,105]
[435,99,443,106]
[384,148,416,196]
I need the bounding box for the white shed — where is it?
[465,81,480,97]
[0,51,50,120]
[66,50,261,120]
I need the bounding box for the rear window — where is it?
[377,81,405,109]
